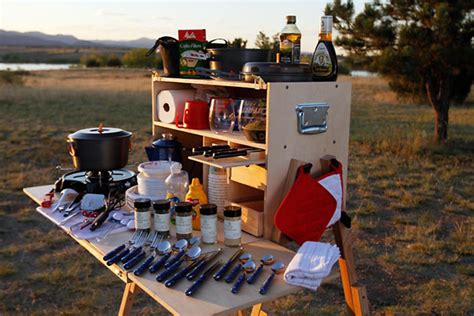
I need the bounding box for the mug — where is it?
[183,100,209,129]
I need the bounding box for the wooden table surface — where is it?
[23,185,301,315]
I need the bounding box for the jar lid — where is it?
[134,198,151,209]
[68,126,131,140]
[175,202,193,213]
[153,199,170,211]
[200,204,217,215]
[224,206,241,217]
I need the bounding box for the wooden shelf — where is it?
[152,73,267,90]
[188,152,266,169]
[153,121,267,150]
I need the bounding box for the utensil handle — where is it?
[185,274,206,296]
[164,267,188,288]
[224,264,241,283]
[259,272,275,295]
[134,255,155,276]
[89,209,109,231]
[213,260,232,281]
[231,273,246,294]
[186,260,208,280]
[156,259,183,282]
[149,253,170,273]
[124,251,146,270]
[103,244,125,261]
[247,264,263,284]
[106,248,130,266]
[121,247,142,263]
[164,249,185,268]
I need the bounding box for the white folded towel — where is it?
[284,241,340,291]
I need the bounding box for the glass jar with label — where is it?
[200,204,217,244]
[134,198,151,231]
[153,199,170,237]
[223,206,242,247]
[175,202,193,240]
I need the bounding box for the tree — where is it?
[123,48,161,68]
[255,32,280,60]
[326,0,473,143]
[229,38,248,48]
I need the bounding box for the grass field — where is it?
[0,69,473,315]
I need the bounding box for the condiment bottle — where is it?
[223,206,242,247]
[185,178,208,230]
[175,202,193,241]
[165,162,189,202]
[200,204,217,244]
[134,198,152,231]
[279,15,301,64]
[153,199,170,237]
[311,15,338,81]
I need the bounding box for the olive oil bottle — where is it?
[311,16,338,81]
[279,15,301,64]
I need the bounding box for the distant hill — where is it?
[0,30,155,48]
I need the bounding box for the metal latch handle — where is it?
[295,103,329,134]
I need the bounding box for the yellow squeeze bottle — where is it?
[186,178,208,230]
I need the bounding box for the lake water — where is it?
[350,70,377,77]
[0,63,74,71]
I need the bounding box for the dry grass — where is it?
[0,70,473,315]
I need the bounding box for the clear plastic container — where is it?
[165,162,189,202]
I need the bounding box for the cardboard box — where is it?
[178,29,207,78]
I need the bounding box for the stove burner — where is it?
[55,169,137,195]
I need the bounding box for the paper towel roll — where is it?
[157,89,196,123]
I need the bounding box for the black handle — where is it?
[224,264,241,283]
[103,244,125,261]
[213,150,247,159]
[89,208,110,231]
[186,260,208,280]
[164,265,191,288]
[185,274,206,296]
[164,249,185,268]
[149,253,171,273]
[106,248,130,266]
[121,247,142,263]
[259,272,275,295]
[213,260,233,281]
[247,264,263,284]
[124,251,146,270]
[134,255,155,276]
[231,273,246,294]
[156,259,183,282]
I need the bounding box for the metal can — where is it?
[175,202,193,240]
[200,204,217,244]
[223,206,242,247]
[153,199,170,237]
[134,198,151,231]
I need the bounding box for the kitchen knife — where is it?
[185,261,222,296]
[164,258,204,287]
[156,258,184,282]
[213,247,243,281]
[186,248,223,280]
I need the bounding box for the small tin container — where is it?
[134,198,151,231]
[153,199,170,237]
[223,206,242,247]
[175,202,193,240]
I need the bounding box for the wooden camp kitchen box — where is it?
[152,74,351,240]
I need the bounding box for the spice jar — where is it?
[200,204,217,244]
[223,206,242,247]
[134,198,151,231]
[175,202,193,240]
[153,199,170,237]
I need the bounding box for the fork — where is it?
[133,234,165,276]
[119,231,149,264]
[106,230,146,266]
[102,229,142,261]
[123,231,159,270]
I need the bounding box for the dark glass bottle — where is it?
[311,16,338,81]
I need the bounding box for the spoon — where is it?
[225,252,252,283]
[157,243,203,283]
[148,239,173,273]
[230,260,256,294]
[164,254,206,287]
[259,261,286,295]
[165,239,191,268]
[247,254,274,284]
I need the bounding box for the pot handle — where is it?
[207,38,229,48]
[67,140,77,157]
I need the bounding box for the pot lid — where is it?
[68,126,132,140]
[242,62,311,75]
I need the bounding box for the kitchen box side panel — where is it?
[263,82,352,239]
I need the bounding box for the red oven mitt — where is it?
[274,159,343,245]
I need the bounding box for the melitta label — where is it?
[176,215,192,234]
[135,211,151,230]
[224,219,241,239]
[179,29,207,78]
[154,213,170,232]
[312,43,332,76]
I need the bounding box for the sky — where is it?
[0,0,366,52]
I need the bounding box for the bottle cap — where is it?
[286,15,296,24]
[200,204,217,215]
[321,16,333,33]
[224,206,242,218]
[153,199,170,211]
[170,162,182,174]
[134,198,151,209]
[175,202,193,213]
[189,178,202,188]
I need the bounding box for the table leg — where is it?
[251,304,267,316]
[118,282,140,316]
